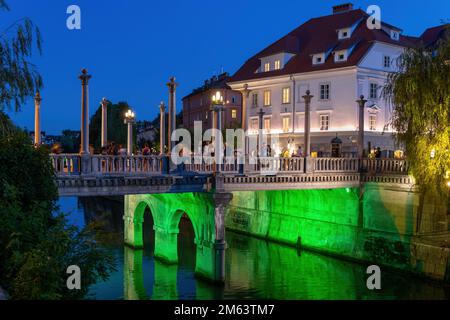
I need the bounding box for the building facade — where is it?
[228,3,447,158]
[182,72,242,132]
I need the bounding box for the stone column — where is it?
[34,91,42,146]
[216,105,224,171]
[166,77,178,155]
[125,116,135,156]
[195,192,233,283]
[303,90,313,172]
[241,84,251,155]
[357,95,367,159]
[159,101,166,155]
[258,108,265,157]
[79,69,91,155]
[100,98,108,148]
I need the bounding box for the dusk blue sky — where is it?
[3,0,449,134]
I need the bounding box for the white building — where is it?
[228,3,445,158]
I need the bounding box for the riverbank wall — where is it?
[225,185,450,281]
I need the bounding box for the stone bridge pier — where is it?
[123,192,233,283]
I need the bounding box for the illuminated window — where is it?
[320,83,330,100]
[319,114,329,131]
[264,118,271,132]
[274,60,281,70]
[282,87,290,104]
[282,116,290,133]
[250,118,258,132]
[369,114,377,131]
[252,93,258,107]
[231,109,237,119]
[369,83,378,99]
[263,90,271,107]
[264,62,270,72]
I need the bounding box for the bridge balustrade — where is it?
[50,154,409,176]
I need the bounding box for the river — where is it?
[59,196,449,300]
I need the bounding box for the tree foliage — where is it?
[89,101,136,151]
[0,114,115,299]
[0,0,42,112]
[384,31,450,195]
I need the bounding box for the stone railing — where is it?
[50,154,409,176]
[50,154,165,176]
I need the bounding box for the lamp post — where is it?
[79,69,92,155]
[211,91,224,172]
[356,95,368,159]
[34,91,42,146]
[303,90,313,173]
[124,109,136,156]
[101,97,108,148]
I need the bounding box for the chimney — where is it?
[333,3,354,14]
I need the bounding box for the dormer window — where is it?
[312,53,325,65]
[390,30,399,40]
[334,50,347,62]
[338,28,351,40]
[264,62,270,72]
[274,60,281,70]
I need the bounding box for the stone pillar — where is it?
[154,226,179,264]
[357,95,367,159]
[166,77,178,155]
[303,90,313,173]
[257,108,265,157]
[34,91,42,146]
[100,97,108,148]
[79,69,91,155]
[159,101,166,155]
[127,121,133,156]
[241,84,251,156]
[195,192,232,283]
[216,105,224,171]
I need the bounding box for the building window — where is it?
[264,118,271,132]
[274,60,281,70]
[252,93,258,107]
[369,114,377,131]
[250,118,258,132]
[319,83,330,100]
[205,111,208,120]
[369,83,378,99]
[231,109,237,119]
[282,87,290,104]
[264,62,270,72]
[319,114,330,131]
[282,116,290,133]
[263,90,271,107]
[231,96,236,103]
[383,55,391,68]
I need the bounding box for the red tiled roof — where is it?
[420,24,450,47]
[229,9,420,83]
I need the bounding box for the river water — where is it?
[60,196,449,300]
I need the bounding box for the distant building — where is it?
[136,120,157,147]
[182,72,242,132]
[29,131,46,145]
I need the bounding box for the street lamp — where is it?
[211,91,224,172]
[124,109,136,156]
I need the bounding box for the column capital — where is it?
[241,83,251,98]
[78,68,92,85]
[159,101,166,112]
[302,90,314,104]
[166,76,178,92]
[34,91,42,104]
[101,97,108,107]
